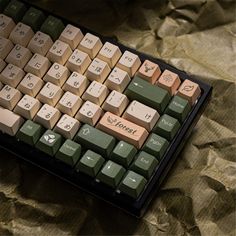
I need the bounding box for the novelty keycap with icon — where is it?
[0,0,212,217]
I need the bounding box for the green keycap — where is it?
[131,151,158,179]
[36,130,63,156]
[165,96,191,122]
[4,0,27,22]
[110,141,137,167]
[153,114,180,141]
[76,150,105,177]
[125,76,171,113]
[97,160,126,188]
[142,133,169,160]
[55,139,81,166]
[16,120,44,146]
[0,0,10,12]
[75,124,116,158]
[118,171,147,199]
[22,7,46,31]
[40,15,64,41]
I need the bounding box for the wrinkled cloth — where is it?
[0,0,236,235]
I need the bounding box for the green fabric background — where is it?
[0,0,235,235]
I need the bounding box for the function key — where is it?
[0,0,10,12]
[4,0,27,22]
[0,14,15,37]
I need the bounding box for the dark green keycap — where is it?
[97,160,126,188]
[36,130,63,156]
[131,151,158,179]
[0,0,10,12]
[165,96,191,122]
[118,171,147,198]
[55,139,81,166]
[22,7,46,31]
[75,124,116,158]
[40,15,64,41]
[153,114,180,141]
[76,150,105,177]
[16,120,44,146]
[125,76,171,113]
[110,141,137,167]
[142,133,169,160]
[4,0,27,22]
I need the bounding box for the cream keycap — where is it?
[9,22,34,47]
[105,67,130,92]
[34,104,61,129]
[59,24,83,50]
[0,58,6,73]
[54,114,81,139]
[0,107,24,136]
[102,90,129,116]
[18,73,44,97]
[157,69,181,95]
[97,112,149,149]
[116,50,141,77]
[0,64,25,87]
[0,36,14,60]
[56,91,82,116]
[6,44,32,69]
[137,60,161,84]
[62,72,89,96]
[0,85,22,110]
[75,100,103,126]
[86,57,111,83]
[14,94,41,120]
[78,33,102,59]
[97,42,122,68]
[37,82,63,106]
[66,49,91,74]
[43,63,70,86]
[28,31,53,56]
[82,81,109,105]
[0,14,15,38]
[123,100,160,132]
[25,53,51,78]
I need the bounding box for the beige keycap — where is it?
[0,14,15,38]
[14,94,41,120]
[0,64,25,88]
[37,82,63,106]
[123,100,160,132]
[177,79,201,106]
[0,36,14,59]
[116,50,141,77]
[102,90,129,116]
[59,24,83,50]
[97,112,149,149]
[9,22,34,47]
[0,107,24,136]
[34,104,61,129]
[78,33,102,59]
[0,58,6,73]
[43,62,70,86]
[86,57,111,83]
[97,42,122,68]
[105,67,130,92]
[75,100,103,126]
[137,60,161,84]
[56,91,82,116]
[62,72,89,96]
[18,73,44,97]
[54,114,81,139]
[0,84,22,110]
[157,69,181,95]
[28,31,53,56]
[24,53,51,78]
[66,49,91,74]
[82,81,109,105]
[6,44,32,69]
[47,40,72,65]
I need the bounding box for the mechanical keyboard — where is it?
[0,0,212,217]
